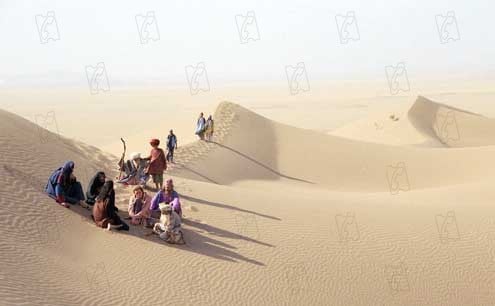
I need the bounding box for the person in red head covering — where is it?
[143,138,167,189]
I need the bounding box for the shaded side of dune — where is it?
[408,96,495,147]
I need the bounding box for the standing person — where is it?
[128,186,152,226]
[143,139,167,190]
[195,112,206,140]
[45,161,88,209]
[86,171,106,206]
[205,115,214,141]
[92,180,129,231]
[166,130,178,163]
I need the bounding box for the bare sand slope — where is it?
[333,95,495,148]
[2,98,495,306]
[408,96,495,147]
[170,101,495,192]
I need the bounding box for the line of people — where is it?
[45,159,185,244]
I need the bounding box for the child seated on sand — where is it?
[128,186,152,226]
[152,203,184,244]
[143,139,167,190]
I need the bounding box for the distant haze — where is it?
[0,0,494,87]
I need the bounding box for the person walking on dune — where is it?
[195,112,206,140]
[143,139,167,190]
[204,115,214,141]
[166,130,178,163]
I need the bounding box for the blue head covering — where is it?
[62,161,74,174]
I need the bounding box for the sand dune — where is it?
[2,95,495,305]
[171,101,495,192]
[408,96,495,147]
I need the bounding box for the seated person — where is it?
[149,179,182,218]
[45,161,88,209]
[117,152,149,186]
[128,186,152,226]
[86,171,106,205]
[92,181,129,231]
[152,203,184,244]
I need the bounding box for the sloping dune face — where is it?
[171,101,495,192]
[0,110,120,305]
[408,96,495,147]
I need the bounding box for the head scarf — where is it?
[52,161,75,187]
[88,171,106,196]
[97,180,114,202]
[63,161,75,174]
[150,139,160,146]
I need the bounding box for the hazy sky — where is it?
[0,0,493,87]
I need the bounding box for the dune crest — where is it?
[408,96,495,147]
[169,100,495,192]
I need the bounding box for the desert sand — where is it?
[2,85,495,305]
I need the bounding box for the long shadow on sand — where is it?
[175,164,220,184]
[208,141,314,184]
[74,203,270,266]
[181,194,281,221]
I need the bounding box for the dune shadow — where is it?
[208,141,314,184]
[173,163,220,184]
[181,194,281,221]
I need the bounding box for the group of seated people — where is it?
[44,160,185,244]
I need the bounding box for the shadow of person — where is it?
[183,218,274,248]
[181,194,281,221]
[77,205,267,266]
